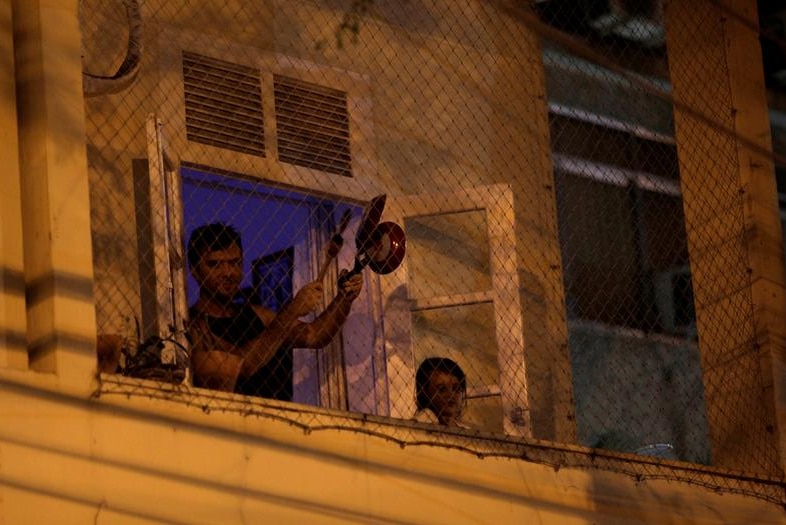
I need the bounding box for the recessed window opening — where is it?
[181,167,363,406]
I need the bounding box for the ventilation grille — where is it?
[274,75,352,177]
[182,52,265,157]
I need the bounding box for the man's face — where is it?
[191,243,243,301]
[425,369,464,421]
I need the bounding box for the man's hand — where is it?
[337,270,363,301]
[291,281,323,317]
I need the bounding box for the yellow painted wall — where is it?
[1,372,785,524]
[0,0,27,370]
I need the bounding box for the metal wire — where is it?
[80,0,786,503]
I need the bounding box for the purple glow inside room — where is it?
[180,167,359,308]
[180,167,363,406]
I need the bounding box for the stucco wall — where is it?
[0,373,784,524]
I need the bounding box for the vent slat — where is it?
[277,138,352,155]
[186,123,265,147]
[185,117,265,141]
[182,52,265,157]
[277,130,352,151]
[185,109,265,130]
[277,149,352,166]
[185,99,265,125]
[185,78,261,97]
[184,72,260,90]
[276,118,350,139]
[277,154,352,168]
[275,100,348,119]
[274,74,352,177]
[276,119,349,138]
[185,85,262,106]
[274,91,348,113]
[188,133,266,153]
[279,133,349,152]
[187,127,263,141]
[275,92,347,109]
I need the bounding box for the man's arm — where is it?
[191,273,362,389]
[288,272,363,348]
[236,281,324,377]
[189,283,322,391]
[238,272,363,376]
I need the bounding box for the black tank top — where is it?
[205,303,293,401]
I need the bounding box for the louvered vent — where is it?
[182,52,265,157]
[274,75,352,177]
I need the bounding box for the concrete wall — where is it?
[1,374,785,524]
[0,0,26,370]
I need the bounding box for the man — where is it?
[186,222,363,400]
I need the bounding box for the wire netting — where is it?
[81,0,786,503]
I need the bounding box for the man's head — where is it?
[415,357,467,424]
[188,223,244,301]
[187,223,242,268]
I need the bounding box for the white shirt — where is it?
[412,408,473,430]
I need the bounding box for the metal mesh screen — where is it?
[82,0,786,503]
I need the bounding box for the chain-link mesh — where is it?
[82,0,786,503]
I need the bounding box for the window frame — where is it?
[380,184,532,437]
[550,104,695,336]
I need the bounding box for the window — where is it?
[551,112,694,335]
[132,114,189,381]
[549,110,707,461]
[179,167,379,410]
[138,144,531,434]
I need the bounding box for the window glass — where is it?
[405,210,491,299]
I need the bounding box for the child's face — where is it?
[426,369,464,422]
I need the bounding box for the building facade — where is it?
[2,0,786,522]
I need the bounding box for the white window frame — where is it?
[380,184,531,437]
[145,114,189,363]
